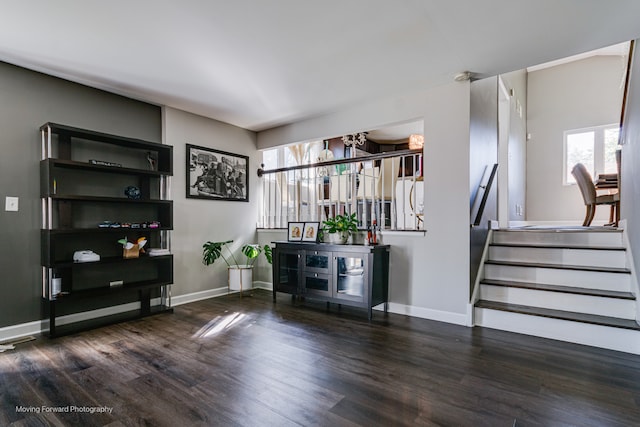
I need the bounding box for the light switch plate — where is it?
[5,196,18,211]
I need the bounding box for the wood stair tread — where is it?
[485,260,630,274]
[489,243,626,251]
[475,300,640,331]
[480,279,635,300]
[497,227,622,233]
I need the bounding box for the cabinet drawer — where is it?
[303,272,331,298]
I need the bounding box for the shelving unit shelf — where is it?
[40,122,174,337]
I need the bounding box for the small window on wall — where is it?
[564,124,619,185]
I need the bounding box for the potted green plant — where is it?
[202,240,273,292]
[322,213,358,244]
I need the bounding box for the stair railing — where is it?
[471,163,498,227]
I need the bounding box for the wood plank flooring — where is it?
[1,289,639,426]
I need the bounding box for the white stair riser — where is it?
[484,264,630,292]
[479,285,636,319]
[493,231,623,248]
[488,246,626,269]
[474,308,640,355]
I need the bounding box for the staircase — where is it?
[474,227,640,354]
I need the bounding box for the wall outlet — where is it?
[5,196,18,211]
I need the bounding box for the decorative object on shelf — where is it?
[118,237,147,259]
[287,222,304,241]
[202,240,273,293]
[322,213,358,244]
[73,250,101,263]
[51,277,62,295]
[148,248,170,257]
[187,144,249,202]
[146,151,157,171]
[89,159,122,167]
[124,185,141,199]
[302,222,320,242]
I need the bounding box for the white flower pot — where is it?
[228,265,253,291]
[323,231,349,244]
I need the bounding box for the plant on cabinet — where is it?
[321,213,358,244]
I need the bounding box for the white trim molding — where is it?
[381,302,468,326]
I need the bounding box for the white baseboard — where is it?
[383,302,468,326]
[252,281,273,290]
[171,286,229,306]
[0,319,43,343]
[0,283,470,342]
[0,284,270,342]
[0,299,159,342]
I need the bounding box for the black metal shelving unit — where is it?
[40,122,174,337]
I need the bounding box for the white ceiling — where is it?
[527,42,630,73]
[1,1,639,132]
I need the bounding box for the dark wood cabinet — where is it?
[40,123,174,337]
[272,242,390,320]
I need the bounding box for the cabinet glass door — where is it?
[334,253,366,302]
[276,251,300,293]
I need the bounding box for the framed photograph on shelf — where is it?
[302,222,320,242]
[186,144,249,202]
[287,222,304,241]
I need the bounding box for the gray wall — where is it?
[469,76,498,288]
[621,40,640,295]
[527,56,625,222]
[258,82,473,325]
[0,62,161,328]
[500,70,527,222]
[163,107,262,295]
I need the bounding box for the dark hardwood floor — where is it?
[1,289,639,426]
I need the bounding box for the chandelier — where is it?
[341,132,367,147]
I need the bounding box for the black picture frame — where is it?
[302,222,320,242]
[287,222,304,241]
[186,144,249,201]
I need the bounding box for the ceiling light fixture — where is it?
[409,134,424,150]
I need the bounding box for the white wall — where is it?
[527,56,625,222]
[163,107,262,296]
[259,82,471,323]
